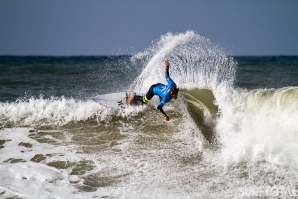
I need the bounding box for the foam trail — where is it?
[130,30,236,91]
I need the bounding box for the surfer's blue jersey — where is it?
[140,65,178,118]
[153,77,177,108]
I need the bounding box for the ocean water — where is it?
[1,31,298,198]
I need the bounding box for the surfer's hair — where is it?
[170,87,179,94]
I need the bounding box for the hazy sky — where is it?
[1,0,297,56]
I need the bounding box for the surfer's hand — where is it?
[165,116,169,121]
[165,60,170,67]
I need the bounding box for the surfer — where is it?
[128,60,179,121]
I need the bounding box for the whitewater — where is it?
[1,31,298,198]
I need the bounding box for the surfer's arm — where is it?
[157,105,169,121]
[157,100,169,121]
[165,60,170,78]
[165,66,169,78]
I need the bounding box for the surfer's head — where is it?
[170,87,179,99]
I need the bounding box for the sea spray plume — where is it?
[130,31,236,91]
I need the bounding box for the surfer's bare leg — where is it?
[128,94,147,105]
[128,94,135,105]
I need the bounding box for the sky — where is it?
[0,0,298,56]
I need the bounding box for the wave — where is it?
[180,88,218,145]
[1,85,297,168]
[0,97,115,128]
[2,31,298,168]
[216,87,298,167]
[128,31,298,167]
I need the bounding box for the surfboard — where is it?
[92,91,145,109]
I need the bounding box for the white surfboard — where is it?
[93,91,161,109]
[93,92,136,109]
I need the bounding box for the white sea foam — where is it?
[215,87,298,167]
[0,97,149,127]
[0,128,85,199]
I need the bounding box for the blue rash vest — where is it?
[153,77,177,108]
